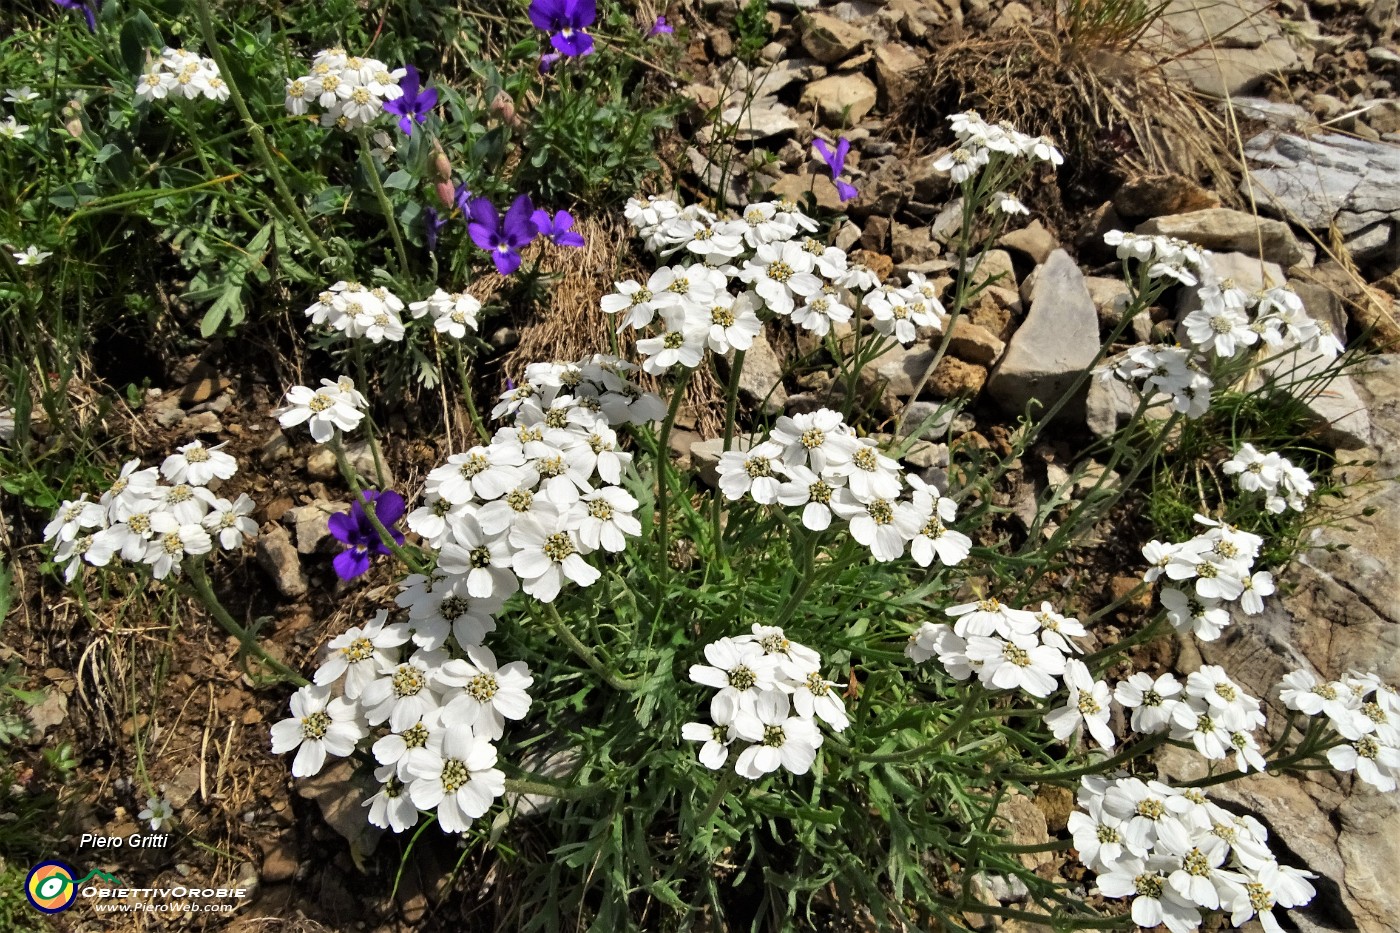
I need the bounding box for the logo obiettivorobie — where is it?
[25,861,125,914]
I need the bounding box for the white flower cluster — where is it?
[932,110,1064,183]
[1143,514,1275,638]
[908,598,1086,700]
[1279,669,1400,792]
[304,281,408,344]
[614,194,946,374]
[1220,443,1314,514]
[302,281,484,345]
[409,288,483,341]
[276,375,368,444]
[404,355,661,606]
[683,625,847,779]
[1098,345,1214,418]
[270,356,661,833]
[1184,277,1342,362]
[43,442,256,582]
[1071,776,1315,933]
[284,48,405,130]
[134,47,229,103]
[1098,233,1341,422]
[716,408,972,566]
[1103,231,1208,287]
[271,609,528,834]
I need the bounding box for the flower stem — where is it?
[710,349,746,560]
[654,367,695,586]
[183,557,307,685]
[357,132,411,277]
[190,0,329,261]
[537,602,643,692]
[328,435,427,575]
[451,342,490,443]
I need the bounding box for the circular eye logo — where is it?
[26,861,78,913]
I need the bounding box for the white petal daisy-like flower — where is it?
[270,683,368,778]
[731,690,824,779]
[160,439,238,486]
[405,723,505,832]
[437,644,534,741]
[277,377,367,443]
[12,245,51,266]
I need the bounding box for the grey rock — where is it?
[987,250,1101,421]
[997,219,1058,264]
[799,12,872,63]
[256,525,308,598]
[1260,346,1372,449]
[1084,275,1151,342]
[1084,364,1174,440]
[1148,0,1303,95]
[690,434,763,488]
[726,59,827,99]
[285,500,350,555]
[296,760,382,854]
[1344,220,1396,263]
[725,329,787,416]
[874,344,936,397]
[26,688,68,736]
[260,429,292,465]
[697,95,798,142]
[164,764,203,810]
[1136,207,1305,266]
[305,439,383,484]
[896,400,956,440]
[1227,96,1311,127]
[1243,132,1400,231]
[800,73,878,128]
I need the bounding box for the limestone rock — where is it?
[997,220,1058,264]
[728,329,788,416]
[1137,208,1305,266]
[285,499,350,555]
[767,171,843,211]
[946,319,1006,365]
[297,760,382,855]
[1148,0,1303,95]
[1163,356,1400,933]
[987,250,1100,420]
[256,525,308,598]
[800,73,878,128]
[799,12,871,63]
[699,95,799,142]
[926,357,988,398]
[873,42,923,106]
[1243,132,1400,234]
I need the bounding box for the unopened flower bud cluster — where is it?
[42,441,256,582]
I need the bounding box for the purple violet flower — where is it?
[531,208,585,248]
[648,15,673,37]
[453,182,473,214]
[812,137,859,204]
[528,0,597,58]
[468,194,539,275]
[52,0,98,32]
[328,490,406,581]
[539,52,563,74]
[425,206,448,252]
[382,65,438,136]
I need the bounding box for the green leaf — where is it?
[383,169,415,191]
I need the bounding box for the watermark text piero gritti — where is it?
[80,832,172,849]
